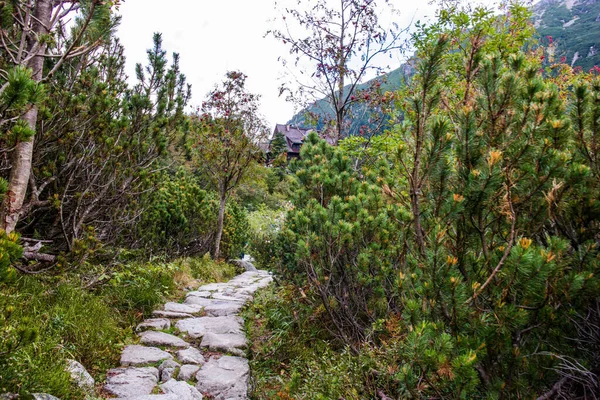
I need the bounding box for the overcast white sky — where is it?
[115,1,493,129]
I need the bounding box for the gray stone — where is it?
[210,293,248,303]
[176,347,205,364]
[137,318,171,332]
[195,356,249,399]
[66,359,95,390]
[159,359,180,383]
[195,282,231,292]
[160,379,203,399]
[104,367,159,397]
[178,364,200,381]
[120,345,172,366]
[231,259,257,272]
[200,332,247,356]
[186,290,212,298]
[139,330,189,348]
[32,395,61,400]
[184,297,243,316]
[176,316,243,339]
[163,302,203,314]
[114,396,179,400]
[152,310,194,319]
[237,284,261,295]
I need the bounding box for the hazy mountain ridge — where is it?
[288,0,599,131]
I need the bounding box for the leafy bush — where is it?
[0,253,239,398]
[268,4,600,397]
[135,168,249,259]
[0,278,120,398]
[247,205,286,270]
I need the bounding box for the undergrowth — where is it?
[0,255,237,398]
[244,285,380,400]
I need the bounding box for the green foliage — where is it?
[0,278,118,398]
[277,132,409,344]
[0,230,23,282]
[136,169,215,256]
[135,168,250,260]
[247,205,287,270]
[0,253,238,398]
[268,3,600,398]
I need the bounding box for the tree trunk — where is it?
[213,189,227,259]
[1,0,52,233]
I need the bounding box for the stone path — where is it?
[102,270,272,399]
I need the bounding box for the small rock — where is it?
[32,395,61,400]
[66,359,95,390]
[137,318,171,332]
[159,359,180,382]
[160,379,203,399]
[104,367,159,397]
[121,345,172,366]
[139,330,189,348]
[195,356,249,400]
[176,347,205,364]
[178,364,200,381]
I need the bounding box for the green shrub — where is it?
[176,254,238,283]
[100,260,179,318]
[247,205,286,270]
[0,277,120,398]
[267,4,600,398]
[135,168,250,260]
[0,252,242,398]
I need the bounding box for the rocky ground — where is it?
[101,269,273,400]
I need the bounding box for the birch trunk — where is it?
[1,0,52,233]
[213,189,227,259]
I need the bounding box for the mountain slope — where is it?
[288,0,600,131]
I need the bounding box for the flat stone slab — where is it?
[121,345,172,366]
[176,316,243,339]
[137,318,171,332]
[179,364,201,381]
[160,379,204,399]
[187,290,212,298]
[210,293,248,303]
[139,331,189,348]
[196,282,231,292]
[200,332,247,356]
[104,367,158,397]
[115,396,179,400]
[176,347,205,364]
[184,297,243,317]
[195,356,249,399]
[153,310,193,319]
[163,302,203,314]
